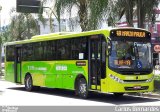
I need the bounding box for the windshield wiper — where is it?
[134,43,139,60]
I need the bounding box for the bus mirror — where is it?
[107,40,112,56]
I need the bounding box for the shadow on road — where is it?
[8,87,160,105]
[0,90,3,95]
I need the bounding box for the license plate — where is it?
[133,86,141,89]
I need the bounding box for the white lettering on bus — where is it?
[28,66,47,71]
[56,65,67,71]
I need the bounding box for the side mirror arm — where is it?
[107,38,112,56]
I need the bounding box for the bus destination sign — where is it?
[114,60,131,66]
[116,30,146,38]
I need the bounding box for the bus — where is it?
[5,28,153,98]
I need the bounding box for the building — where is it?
[38,18,70,35]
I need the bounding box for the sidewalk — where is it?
[128,92,160,99]
[141,93,160,99]
[0,75,4,80]
[153,70,160,75]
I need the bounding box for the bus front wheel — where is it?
[77,78,88,99]
[24,75,33,91]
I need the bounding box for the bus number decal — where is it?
[28,66,47,71]
[56,65,67,71]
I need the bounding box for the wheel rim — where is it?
[79,79,87,97]
[26,76,32,89]
[79,83,86,94]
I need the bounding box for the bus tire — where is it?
[114,93,124,97]
[24,74,33,91]
[77,78,88,99]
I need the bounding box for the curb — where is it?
[141,93,160,99]
[127,93,160,99]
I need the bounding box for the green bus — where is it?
[5,28,153,98]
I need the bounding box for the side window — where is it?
[49,41,56,60]
[22,45,27,61]
[42,41,47,60]
[43,41,56,60]
[22,44,33,61]
[57,39,71,60]
[28,44,33,60]
[71,37,88,60]
[34,42,43,61]
[6,45,14,61]
[51,41,56,60]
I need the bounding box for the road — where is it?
[0,79,160,106]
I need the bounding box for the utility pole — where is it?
[0,6,2,75]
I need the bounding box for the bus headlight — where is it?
[146,76,154,82]
[110,74,124,83]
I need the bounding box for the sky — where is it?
[0,0,16,27]
[0,0,77,27]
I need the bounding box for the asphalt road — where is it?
[0,79,160,106]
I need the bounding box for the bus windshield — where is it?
[109,41,152,70]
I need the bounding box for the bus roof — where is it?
[4,27,149,46]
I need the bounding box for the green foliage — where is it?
[88,0,108,30]
[1,26,12,42]
[110,0,159,28]
[139,0,159,26]
[55,0,108,31]
[9,13,39,40]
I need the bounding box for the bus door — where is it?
[14,46,22,83]
[89,35,105,90]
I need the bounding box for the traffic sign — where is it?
[16,0,43,14]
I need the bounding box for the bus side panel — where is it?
[53,60,88,90]
[21,60,88,90]
[21,61,49,86]
[5,62,15,82]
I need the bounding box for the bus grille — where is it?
[123,80,147,83]
[124,86,149,91]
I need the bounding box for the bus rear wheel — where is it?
[24,75,33,91]
[77,78,88,99]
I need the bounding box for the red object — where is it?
[154,45,160,52]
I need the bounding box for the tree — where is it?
[137,0,159,28]
[9,13,39,40]
[111,0,159,28]
[55,0,108,31]
[111,0,136,27]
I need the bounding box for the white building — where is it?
[38,18,70,35]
